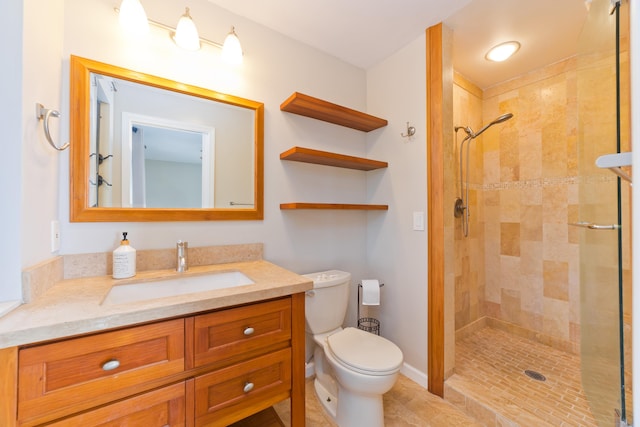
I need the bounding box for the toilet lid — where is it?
[326,327,403,375]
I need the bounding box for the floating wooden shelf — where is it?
[280,92,388,132]
[280,203,388,211]
[280,147,388,171]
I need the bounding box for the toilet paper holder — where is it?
[357,282,383,335]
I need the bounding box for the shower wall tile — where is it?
[541,122,568,178]
[543,298,569,341]
[520,205,542,241]
[485,301,500,319]
[500,130,520,182]
[500,288,522,324]
[542,260,569,301]
[542,223,568,248]
[519,309,543,333]
[520,274,543,315]
[483,151,500,184]
[520,185,542,206]
[500,255,521,288]
[542,186,568,224]
[453,74,486,332]
[457,56,582,354]
[568,257,581,324]
[500,223,520,256]
[520,241,543,277]
[518,131,542,181]
[567,204,580,244]
[498,189,520,222]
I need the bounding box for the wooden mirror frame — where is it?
[69,55,264,222]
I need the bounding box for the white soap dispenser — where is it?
[112,232,136,279]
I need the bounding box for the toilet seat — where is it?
[326,327,403,376]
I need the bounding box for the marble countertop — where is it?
[0,260,312,349]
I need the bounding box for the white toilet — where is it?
[303,270,403,427]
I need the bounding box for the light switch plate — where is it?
[413,211,425,231]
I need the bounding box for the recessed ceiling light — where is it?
[485,41,521,62]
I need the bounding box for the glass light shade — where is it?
[119,0,149,37]
[485,41,520,62]
[222,27,243,66]
[173,8,200,51]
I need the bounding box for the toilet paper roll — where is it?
[361,279,380,306]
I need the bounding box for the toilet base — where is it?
[314,377,337,419]
[335,386,384,427]
[314,374,385,427]
[305,360,315,378]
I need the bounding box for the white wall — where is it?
[0,0,25,303]
[366,34,428,384]
[21,0,65,272]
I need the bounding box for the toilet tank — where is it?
[303,270,351,334]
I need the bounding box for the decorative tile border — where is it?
[467,174,615,191]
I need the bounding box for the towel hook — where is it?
[401,122,416,138]
[36,103,69,151]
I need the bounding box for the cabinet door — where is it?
[193,298,291,368]
[194,348,291,427]
[48,382,186,427]
[18,319,185,425]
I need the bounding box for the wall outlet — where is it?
[51,220,60,252]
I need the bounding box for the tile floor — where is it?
[275,326,609,426]
[446,327,598,427]
[274,374,483,426]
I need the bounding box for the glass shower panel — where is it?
[577,0,631,425]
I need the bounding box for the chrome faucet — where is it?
[176,241,188,272]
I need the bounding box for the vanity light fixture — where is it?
[118,0,149,37]
[222,27,243,66]
[116,1,244,65]
[172,7,200,51]
[485,41,520,62]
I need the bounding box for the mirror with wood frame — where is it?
[69,55,264,221]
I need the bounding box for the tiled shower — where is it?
[446,3,632,423]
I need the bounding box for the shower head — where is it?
[455,113,513,139]
[473,113,513,138]
[493,113,514,124]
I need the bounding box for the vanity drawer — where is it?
[46,382,186,426]
[17,319,185,425]
[194,348,291,427]
[193,298,291,368]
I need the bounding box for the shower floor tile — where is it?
[446,326,598,426]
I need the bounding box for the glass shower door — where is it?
[577,0,631,425]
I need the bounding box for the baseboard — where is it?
[400,362,427,388]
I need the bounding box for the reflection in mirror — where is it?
[70,55,264,221]
[122,117,213,209]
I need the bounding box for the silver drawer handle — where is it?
[102,359,120,371]
[305,290,315,297]
[243,327,255,336]
[569,221,620,230]
[243,382,254,393]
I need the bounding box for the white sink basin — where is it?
[102,271,254,305]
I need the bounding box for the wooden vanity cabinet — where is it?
[17,319,186,426]
[191,298,294,426]
[46,382,188,427]
[10,294,305,427]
